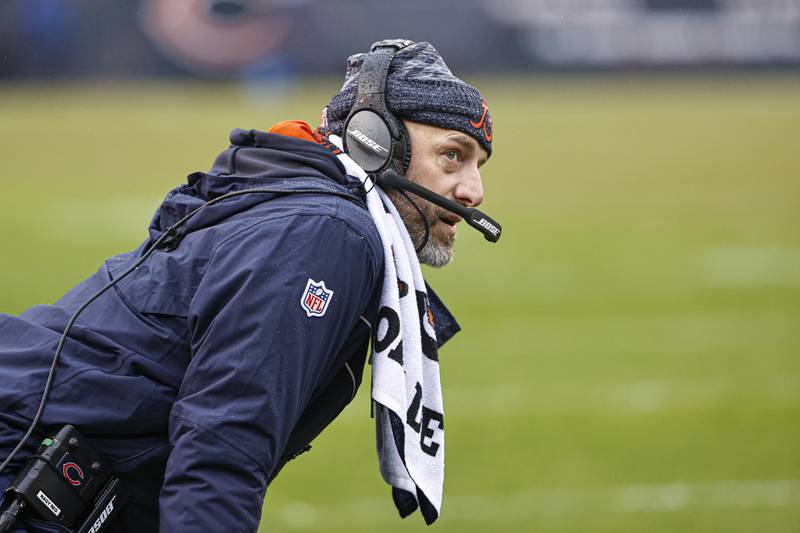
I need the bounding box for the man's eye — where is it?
[444,150,459,161]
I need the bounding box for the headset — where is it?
[342,39,502,245]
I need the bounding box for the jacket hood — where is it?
[147,128,365,244]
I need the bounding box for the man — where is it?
[0,40,493,532]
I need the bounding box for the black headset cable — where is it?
[396,188,430,254]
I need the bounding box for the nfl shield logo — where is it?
[301,278,334,317]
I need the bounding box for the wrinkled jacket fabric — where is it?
[0,128,459,532]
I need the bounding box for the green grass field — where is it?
[1,75,799,532]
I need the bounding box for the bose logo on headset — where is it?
[475,217,500,237]
[347,127,389,155]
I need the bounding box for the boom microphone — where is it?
[376,170,502,243]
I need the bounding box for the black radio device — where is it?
[0,425,129,533]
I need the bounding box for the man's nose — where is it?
[454,166,484,208]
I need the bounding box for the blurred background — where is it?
[1,1,799,531]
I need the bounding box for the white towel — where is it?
[330,135,445,524]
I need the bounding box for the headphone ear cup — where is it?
[343,110,393,172]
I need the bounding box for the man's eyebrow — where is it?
[443,134,489,167]
[444,134,475,149]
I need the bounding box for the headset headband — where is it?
[343,39,413,173]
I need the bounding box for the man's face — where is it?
[388,121,488,267]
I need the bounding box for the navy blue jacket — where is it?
[0,128,459,532]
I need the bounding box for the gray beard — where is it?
[417,236,454,268]
[386,189,454,268]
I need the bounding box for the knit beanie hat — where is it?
[323,41,493,157]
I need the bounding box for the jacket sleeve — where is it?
[158,212,380,532]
